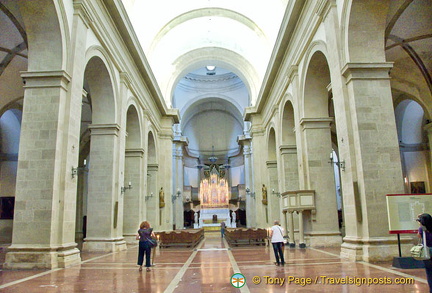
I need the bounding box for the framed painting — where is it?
[411,181,426,194]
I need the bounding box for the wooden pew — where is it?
[155,228,204,248]
[225,228,267,246]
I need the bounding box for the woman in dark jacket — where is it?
[417,213,432,292]
[137,221,155,272]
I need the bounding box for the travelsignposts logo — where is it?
[231,273,246,288]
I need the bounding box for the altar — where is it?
[195,165,235,229]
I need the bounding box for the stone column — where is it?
[82,124,126,252]
[173,137,187,230]
[158,130,174,231]
[300,118,341,246]
[298,210,305,248]
[266,161,279,225]
[238,135,255,228]
[340,63,405,261]
[250,127,267,228]
[4,70,82,269]
[280,145,299,244]
[147,164,159,226]
[123,148,144,243]
[288,211,295,247]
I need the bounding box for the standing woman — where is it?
[137,221,155,272]
[417,213,432,292]
[269,220,285,266]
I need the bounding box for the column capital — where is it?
[125,148,145,158]
[147,163,159,171]
[266,160,277,168]
[279,144,297,154]
[173,136,189,146]
[237,134,252,145]
[341,62,393,83]
[300,118,333,130]
[89,124,120,136]
[21,70,71,91]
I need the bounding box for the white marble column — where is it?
[300,118,341,246]
[82,124,126,252]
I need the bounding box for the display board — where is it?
[386,193,432,234]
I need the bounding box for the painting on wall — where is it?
[0,197,15,219]
[411,181,426,194]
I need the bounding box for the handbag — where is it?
[146,236,157,247]
[411,229,431,260]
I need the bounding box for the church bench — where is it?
[225,228,267,246]
[156,228,204,248]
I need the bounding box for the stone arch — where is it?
[267,127,277,161]
[343,0,390,63]
[180,97,243,159]
[0,108,22,242]
[125,103,143,149]
[83,48,117,124]
[19,0,66,70]
[123,102,144,242]
[281,99,297,145]
[395,98,430,193]
[149,8,269,55]
[167,47,259,106]
[146,128,160,225]
[299,44,341,246]
[302,49,331,119]
[180,93,244,120]
[147,129,157,165]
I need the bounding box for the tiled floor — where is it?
[0,234,430,292]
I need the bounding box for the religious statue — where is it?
[159,187,165,208]
[194,212,198,224]
[262,184,268,205]
[231,210,236,224]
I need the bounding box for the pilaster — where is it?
[300,118,341,246]
[123,148,145,244]
[82,124,126,252]
[5,70,81,269]
[340,63,405,261]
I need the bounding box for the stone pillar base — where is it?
[340,235,415,262]
[307,231,342,247]
[82,238,127,252]
[4,245,81,269]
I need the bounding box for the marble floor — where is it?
[0,234,430,292]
